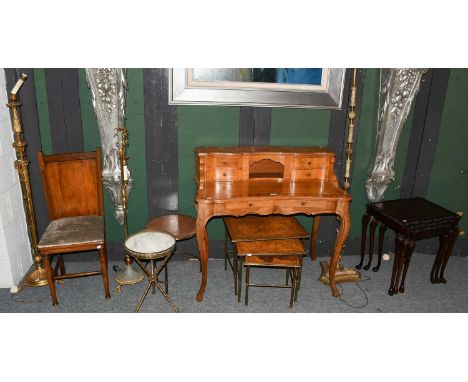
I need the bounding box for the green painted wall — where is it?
[33,69,53,155]
[427,69,468,234]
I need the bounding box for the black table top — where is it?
[369,197,460,227]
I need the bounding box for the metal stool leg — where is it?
[135,281,153,313]
[245,264,250,306]
[224,229,228,271]
[238,257,243,303]
[289,268,295,308]
[164,262,168,293]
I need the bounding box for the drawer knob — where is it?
[223,173,226,176]
[308,161,311,165]
[248,203,253,207]
[307,173,311,176]
[301,202,306,206]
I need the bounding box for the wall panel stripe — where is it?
[44,69,83,153]
[401,68,451,198]
[144,68,178,217]
[239,107,271,146]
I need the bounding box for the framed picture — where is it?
[169,68,346,109]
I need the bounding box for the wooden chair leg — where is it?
[99,245,111,299]
[44,255,58,306]
[58,255,66,275]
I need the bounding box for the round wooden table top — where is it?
[145,214,196,241]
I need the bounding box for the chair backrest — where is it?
[38,149,104,220]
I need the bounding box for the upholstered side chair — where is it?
[37,149,110,306]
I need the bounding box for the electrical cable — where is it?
[337,275,371,309]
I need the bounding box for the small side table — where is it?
[146,214,200,292]
[357,198,460,295]
[124,230,179,312]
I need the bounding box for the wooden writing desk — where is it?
[194,146,351,301]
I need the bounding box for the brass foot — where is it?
[319,260,361,285]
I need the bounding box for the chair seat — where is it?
[38,215,104,249]
[245,254,301,268]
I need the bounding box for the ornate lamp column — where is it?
[366,68,426,202]
[86,68,143,290]
[7,74,48,288]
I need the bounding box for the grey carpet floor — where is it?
[1,254,468,313]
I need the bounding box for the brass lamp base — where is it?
[115,263,145,293]
[24,266,49,287]
[319,260,361,285]
[15,265,48,293]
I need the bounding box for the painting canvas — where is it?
[169,68,345,109]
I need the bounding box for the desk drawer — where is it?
[226,200,274,214]
[213,156,243,168]
[275,199,337,214]
[206,167,243,182]
[290,169,327,181]
[292,157,328,169]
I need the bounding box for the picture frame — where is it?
[169,68,346,109]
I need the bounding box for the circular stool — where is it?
[146,214,200,273]
[125,230,178,312]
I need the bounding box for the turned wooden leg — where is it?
[364,218,379,270]
[431,233,449,283]
[389,234,404,296]
[44,255,58,306]
[310,216,320,261]
[357,213,371,269]
[99,245,111,299]
[58,255,66,275]
[438,227,458,283]
[399,240,415,293]
[393,237,409,295]
[373,225,387,272]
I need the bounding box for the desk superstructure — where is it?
[194,146,351,301]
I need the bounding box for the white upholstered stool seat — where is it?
[124,230,178,312]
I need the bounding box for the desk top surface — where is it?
[196,179,350,201]
[195,146,334,155]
